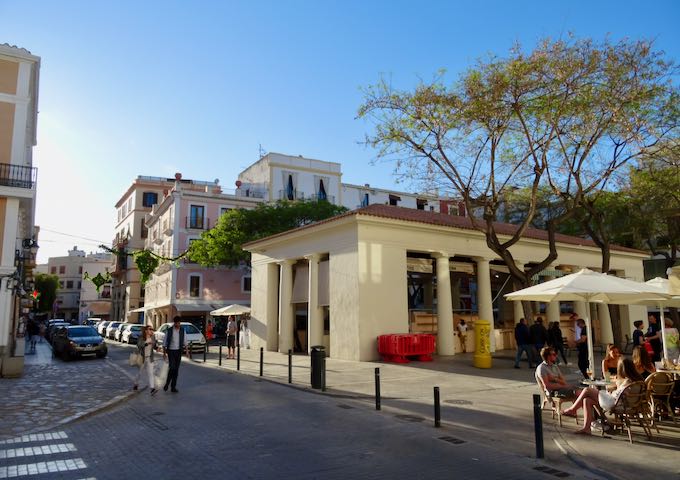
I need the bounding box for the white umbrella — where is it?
[505,269,671,376]
[210,304,251,316]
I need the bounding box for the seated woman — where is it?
[561,358,643,435]
[632,345,656,379]
[601,344,621,379]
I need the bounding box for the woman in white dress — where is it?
[133,326,158,395]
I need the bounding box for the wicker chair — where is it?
[606,381,654,444]
[646,372,677,425]
[536,375,578,427]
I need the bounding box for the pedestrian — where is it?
[457,319,467,353]
[26,317,39,353]
[547,321,568,365]
[514,318,533,368]
[133,325,158,396]
[163,316,187,393]
[572,318,589,378]
[644,314,662,362]
[38,321,46,343]
[239,318,251,349]
[226,316,237,359]
[529,317,548,361]
[632,320,645,348]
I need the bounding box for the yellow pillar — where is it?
[475,257,495,352]
[473,319,492,368]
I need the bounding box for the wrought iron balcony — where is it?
[0,163,37,189]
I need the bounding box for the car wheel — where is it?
[96,352,106,359]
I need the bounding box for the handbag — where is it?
[154,360,169,389]
[128,351,143,367]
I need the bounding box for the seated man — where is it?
[535,347,582,398]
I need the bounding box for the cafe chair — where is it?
[606,381,654,444]
[645,372,677,425]
[536,376,578,427]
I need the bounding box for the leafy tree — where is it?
[34,273,59,313]
[188,200,347,267]
[359,37,678,317]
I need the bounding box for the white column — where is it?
[598,303,614,345]
[513,260,525,324]
[574,301,588,320]
[278,260,295,354]
[475,257,495,352]
[434,253,455,355]
[265,263,279,351]
[306,253,323,353]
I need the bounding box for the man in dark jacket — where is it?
[529,317,549,364]
[514,318,533,368]
[163,316,187,393]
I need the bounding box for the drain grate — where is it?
[337,404,354,409]
[438,435,466,445]
[394,414,425,423]
[444,399,473,405]
[533,466,570,478]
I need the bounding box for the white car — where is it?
[154,322,206,352]
[105,321,123,340]
[121,324,144,344]
[114,322,133,342]
[97,321,111,336]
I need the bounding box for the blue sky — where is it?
[1,0,679,263]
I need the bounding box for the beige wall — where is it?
[0,59,18,95]
[0,102,15,164]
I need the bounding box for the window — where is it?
[78,266,82,274]
[242,276,252,293]
[361,193,369,207]
[318,179,327,201]
[220,207,231,216]
[416,198,427,210]
[59,281,64,288]
[389,194,400,206]
[189,205,204,229]
[102,285,111,298]
[50,266,56,274]
[77,281,81,289]
[142,192,158,208]
[189,275,200,297]
[59,266,65,274]
[286,174,295,200]
[66,281,73,289]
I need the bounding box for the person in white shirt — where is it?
[163,316,187,393]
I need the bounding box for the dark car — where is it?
[52,326,108,360]
[46,322,70,343]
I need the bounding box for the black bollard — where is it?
[219,343,222,366]
[188,342,193,361]
[203,344,207,363]
[533,394,544,459]
[259,347,263,376]
[375,367,381,410]
[288,349,292,384]
[237,341,241,370]
[434,387,441,428]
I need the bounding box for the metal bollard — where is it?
[203,344,207,363]
[237,342,240,370]
[259,347,263,376]
[434,387,441,428]
[375,368,381,410]
[533,394,544,458]
[188,342,193,360]
[288,349,292,384]
[219,343,222,366]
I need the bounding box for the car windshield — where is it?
[130,325,142,331]
[109,323,121,328]
[69,327,98,337]
[182,325,200,334]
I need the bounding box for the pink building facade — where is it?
[141,175,261,333]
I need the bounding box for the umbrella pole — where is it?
[585,304,595,380]
[659,303,668,364]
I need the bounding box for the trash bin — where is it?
[310,345,326,389]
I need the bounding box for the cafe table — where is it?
[581,379,615,390]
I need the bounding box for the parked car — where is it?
[52,325,107,360]
[105,321,123,340]
[97,321,111,336]
[113,323,133,342]
[121,324,144,344]
[85,317,102,327]
[46,322,69,343]
[154,322,206,352]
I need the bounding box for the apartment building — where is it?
[78,252,113,322]
[0,44,40,377]
[47,246,86,322]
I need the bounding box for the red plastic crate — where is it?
[378,334,435,363]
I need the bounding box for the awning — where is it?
[292,264,309,303]
[318,260,329,307]
[129,307,147,313]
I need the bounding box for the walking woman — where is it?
[133,325,158,395]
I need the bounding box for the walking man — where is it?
[529,317,548,363]
[163,316,187,393]
[226,316,237,359]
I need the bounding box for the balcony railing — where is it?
[185,216,211,230]
[0,163,37,189]
[309,194,335,203]
[278,189,305,201]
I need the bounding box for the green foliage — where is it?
[34,273,59,313]
[133,250,160,283]
[188,200,347,267]
[83,271,112,293]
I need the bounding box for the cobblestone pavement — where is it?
[1,356,598,480]
[0,342,132,440]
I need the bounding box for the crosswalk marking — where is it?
[0,431,92,479]
[0,458,87,478]
[0,432,68,446]
[0,444,76,459]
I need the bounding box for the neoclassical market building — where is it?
[245,205,648,362]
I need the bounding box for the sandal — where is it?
[561,410,577,418]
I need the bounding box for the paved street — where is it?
[1,341,679,479]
